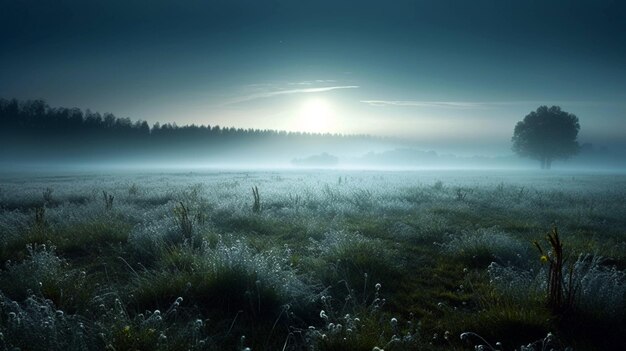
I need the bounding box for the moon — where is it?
[298,98,334,133]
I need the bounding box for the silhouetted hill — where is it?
[292,152,339,167]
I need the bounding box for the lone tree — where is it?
[512,105,580,169]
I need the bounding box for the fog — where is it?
[3,2,626,350]
[2,138,625,174]
[0,99,624,173]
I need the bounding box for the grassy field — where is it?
[0,170,625,350]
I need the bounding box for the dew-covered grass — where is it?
[0,169,625,350]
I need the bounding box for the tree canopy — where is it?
[512,105,580,169]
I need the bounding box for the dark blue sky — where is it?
[1,0,625,154]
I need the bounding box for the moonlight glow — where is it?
[297,98,334,133]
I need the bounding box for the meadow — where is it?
[0,170,624,350]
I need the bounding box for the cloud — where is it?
[360,100,501,109]
[360,100,605,109]
[287,80,338,86]
[226,85,359,105]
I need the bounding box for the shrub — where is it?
[306,283,423,351]
[487,262,543,304]
[0,293,97,351]
[312,231,403,303]
[490,249,626,322]
[570,254,626,321]
[0,244,63,300]
[440,227,530,268]
[133,236,315,320]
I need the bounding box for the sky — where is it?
[1,0,625,156]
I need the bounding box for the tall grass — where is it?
[440,227,530,268]
[252,186,261,213]
[0,171,624,349]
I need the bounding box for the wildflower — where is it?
[375,283,382,291]
[540,255,548,263]
[390,317,398,327]
[320,310,328,320]
[123,325,131,334]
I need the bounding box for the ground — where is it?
[0,170,624,350]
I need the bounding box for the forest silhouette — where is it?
[0,98,378,165]
[1,98,621,170]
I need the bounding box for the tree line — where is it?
[0,98,376,163]
[0,98,370,140]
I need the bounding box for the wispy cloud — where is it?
[287,79,337,86]
[225,85,359,105]
[360,100,604,109]
[360,100,509,109]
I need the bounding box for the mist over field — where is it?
[2,99,625,172]
[1,1,626,350]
